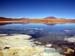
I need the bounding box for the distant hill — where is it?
[0,17,75,25]
[0,17,11,21]
[44,16,57,19]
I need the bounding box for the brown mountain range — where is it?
[0,17,75,25]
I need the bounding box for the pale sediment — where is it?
[0,34,65,56]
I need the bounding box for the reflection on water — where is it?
[0,23,75,39]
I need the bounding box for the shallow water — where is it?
[0,23,75,39]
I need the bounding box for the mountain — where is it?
[0,17,75,25]
[44,16,57,19]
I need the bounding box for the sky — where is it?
[0,0,75,19]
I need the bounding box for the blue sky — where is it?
[0,0,75,19]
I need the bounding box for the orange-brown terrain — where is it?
[0,17,75,25]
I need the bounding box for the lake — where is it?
[0,23,75,40]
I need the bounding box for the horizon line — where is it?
[0,16,75,19]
